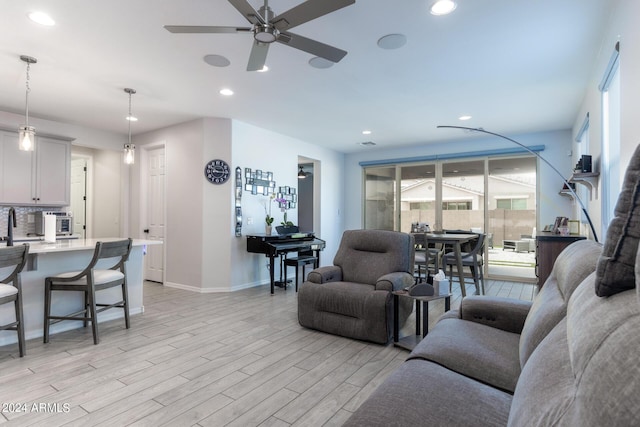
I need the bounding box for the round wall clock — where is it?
[204,159,231,184]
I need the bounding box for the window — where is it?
[410,201,434,210]
[442,201,471,210]
[496,198,528,210]
[600,42,620,234]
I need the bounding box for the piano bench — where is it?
[284,256,318,292]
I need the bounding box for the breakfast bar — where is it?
[0,238,161,347]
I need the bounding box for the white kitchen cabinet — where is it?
[0,131,71,206]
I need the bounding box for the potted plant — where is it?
[263,195,275,235]
[275,197,296,234]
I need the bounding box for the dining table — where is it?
[413,232,478,297]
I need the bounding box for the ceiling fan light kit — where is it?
[165,0,355,71]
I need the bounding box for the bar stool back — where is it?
[43,238,132,345]
[0,244,29,357]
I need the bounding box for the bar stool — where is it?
[43,238,132,345]
[0,244,29,357]
[284,255,318,291]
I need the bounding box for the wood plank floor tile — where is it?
[0,279,533,426]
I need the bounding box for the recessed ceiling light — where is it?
[28,11,55,26]
[219,88,234,96]
[430,0,457,16]
[377,34,407,50]
[309,57,334,69]
[257,65,269,72]
[362,130,372,135]
[458,115,472,121]
[126,116,138,122]
[203,54,230,67]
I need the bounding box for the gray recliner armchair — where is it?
[297,229,415,344]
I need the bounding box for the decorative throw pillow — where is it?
[595,144,640,297]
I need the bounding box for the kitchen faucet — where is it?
[6,207,16,246]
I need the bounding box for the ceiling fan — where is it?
[165,0,355,71]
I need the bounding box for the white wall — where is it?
[231,121,345,290]
[131,118,345,292]
[344,130,575,234]
[132,118,207,291]
[571,0,640,235]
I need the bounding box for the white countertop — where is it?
[4,238,162,254]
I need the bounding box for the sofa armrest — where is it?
[458,295,533,334]
[375,272,415,292]
[306,266,343,284]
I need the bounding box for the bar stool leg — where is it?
[43,279,51,344]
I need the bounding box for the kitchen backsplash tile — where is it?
[0,206,67,237]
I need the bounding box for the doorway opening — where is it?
[297,157,319,235]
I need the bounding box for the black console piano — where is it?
[247,232,326,294]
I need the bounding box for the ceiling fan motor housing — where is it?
[253,24,279,43]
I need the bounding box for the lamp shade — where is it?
[124,144,135,165]
[19,125,35,151]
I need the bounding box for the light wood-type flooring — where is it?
[0,279,535,426]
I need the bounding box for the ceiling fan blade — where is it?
[164,25,251,34]
[277,32,347,63]
[247,41,270,71]
[273,0,355,32]
[228,0,265,25]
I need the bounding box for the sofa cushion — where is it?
[595,144,640,297]
[344,359,512,427]
[409,317,521,392]
[333,230,414,285]
[519,239,602,366]
[508,318,574,426]
[510,273,640,426]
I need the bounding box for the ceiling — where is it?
[0,0,611,153]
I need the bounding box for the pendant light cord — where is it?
[24,61,31,128]
[128,91,132,144]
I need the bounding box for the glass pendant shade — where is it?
[19,125,35,151]
[123,88,136,165]
[124,144,135,165]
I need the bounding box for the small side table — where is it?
[393,290,451,351]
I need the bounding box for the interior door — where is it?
[145,147,165,283]
[70,157,87,238]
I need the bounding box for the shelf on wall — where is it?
[568,172,600,201]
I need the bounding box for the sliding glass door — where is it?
[441,160,485,232]
[399,163,436,233]
[364,166,396,230]
[364,154,537,282]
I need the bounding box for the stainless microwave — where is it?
[34,211,73,236]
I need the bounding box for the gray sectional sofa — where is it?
[346,145,640,426]
[345,239,640,426]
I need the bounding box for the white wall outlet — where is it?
[247,217,253,225]
[28,214,35,223]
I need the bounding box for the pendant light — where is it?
[123,88,136,165]
[298,165,307,179]
[19,55,37,151]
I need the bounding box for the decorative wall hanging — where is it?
[276,186,297,209]
[235,166,242,237]
[245,168,276,195]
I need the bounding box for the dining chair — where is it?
[413,233,444,283]
[442,233,486,296]
[43,238,132,345]
[0,244,29,357]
